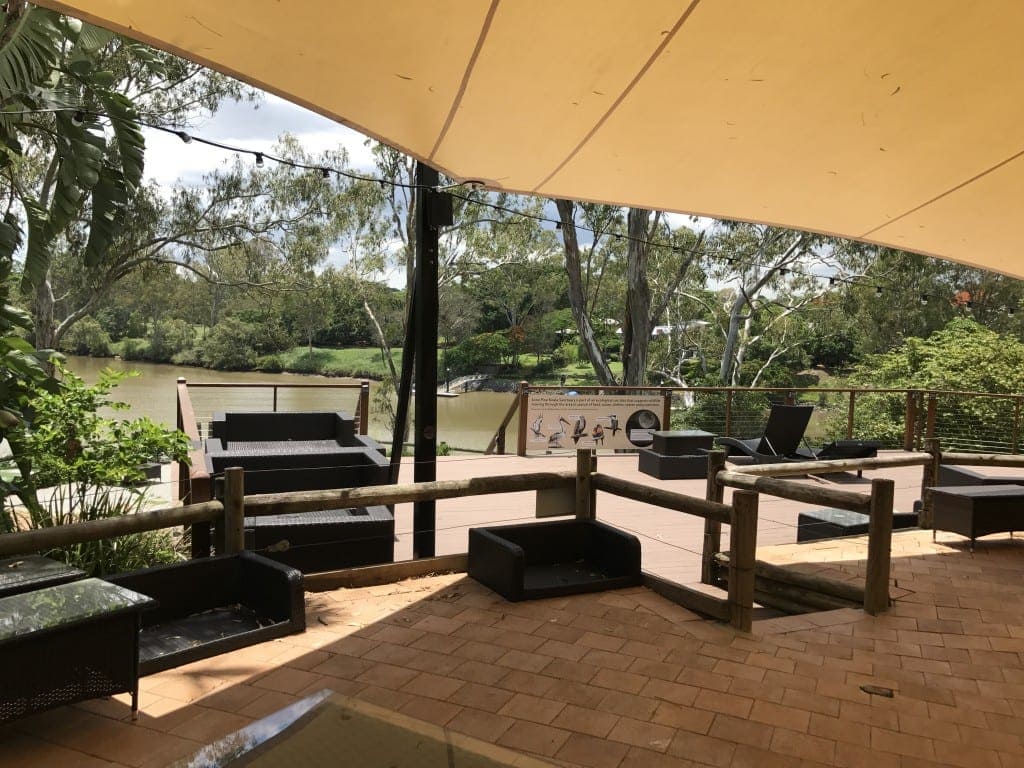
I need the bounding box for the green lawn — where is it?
[279,347,402,379]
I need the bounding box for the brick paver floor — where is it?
[2,455,1023,766]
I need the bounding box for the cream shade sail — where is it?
[35,0,1024,278]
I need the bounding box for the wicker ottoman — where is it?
[244,505,395,572]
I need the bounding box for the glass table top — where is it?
[0,578,155,643]
[0,555,85,597]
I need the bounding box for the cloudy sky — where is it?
[141,93,377,188]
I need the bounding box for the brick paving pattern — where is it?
[2,455,1023,766]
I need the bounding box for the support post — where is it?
[412,162,445,558]
[516,381,530,456]
[724,390,733,437]
[272,386,278,412]
[211,476,226,554]
[785,391,796,406]
[920,437,940,529]
[847,391,857,439]
[729,489,758,633]
[1013,397,1021,455]
[864,478,895,615]
[903,391,917,452]
[662,390,673,431]
[358,380,370,436]
[702,449,727,584]
[223,467,245,555]
[575,448,597,520]
[925,394,937,442]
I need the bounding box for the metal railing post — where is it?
[516,381,530,456]
[920,437,941,529]
[359,380,370,435]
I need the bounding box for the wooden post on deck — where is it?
[864,478,895,615]
[702,450,727,584]
[576,448,597,520]
[903,391,917,451]
[920,437,941,529]
[223,467,245,554]
[729,489,758,632]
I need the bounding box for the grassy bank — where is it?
[108,338,619,386]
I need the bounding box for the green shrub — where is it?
[255,354,284,372]
[197,318,259,370]
[4,367,190,575]
[119,338,148,361]
[60,317,112,356]
[148,318,195,362]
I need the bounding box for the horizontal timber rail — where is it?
[717,470,872,514]
[244,471,576,518]
[592,474,732,524]
[733,454,929,478]
[941,452,1024,468]
[0,501,223,558]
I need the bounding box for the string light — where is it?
[875,285,884,297]
[1009,306,1016,317]
[920,293,929,305]
[16,104,916,296]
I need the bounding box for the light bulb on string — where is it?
[254,152,264,167]
[875,286,884,297]
[920,294,929,305]
[177,131,192,143]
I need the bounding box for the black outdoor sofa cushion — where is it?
[105,551,305,675]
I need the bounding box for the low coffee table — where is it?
[0,578,155,722]
[0,554,85,598]
[930,484,1024,550]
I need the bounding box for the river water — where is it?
[65,356,520,452]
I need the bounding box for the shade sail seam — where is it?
[428,0,500,164]
[860,145,1024,239]
[529,0,702,194]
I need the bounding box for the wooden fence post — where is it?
[729,489,758,632]
[516,381,530,456]
[846,391,857,439]
[576,448,596,520]
[724,390,733,437]
[919,438,940,529]
[662,389,673,431]
[864,478,895,615]
[702,450,727,584]
[223,467,245,554]
[903,391,917,451]
[925,394,937,442]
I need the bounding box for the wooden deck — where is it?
[3,452,1023,768]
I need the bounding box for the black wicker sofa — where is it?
[105,551,305,675]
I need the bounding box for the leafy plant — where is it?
[2,365,190,574]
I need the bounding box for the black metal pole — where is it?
[413,162,440,557]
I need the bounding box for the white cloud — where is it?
[142,93,377,187]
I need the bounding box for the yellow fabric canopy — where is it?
[36,0,1024,277]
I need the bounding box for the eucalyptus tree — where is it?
[553,200,705,385]
[0,2,253,354]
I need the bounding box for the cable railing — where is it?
[486,383,1024,457]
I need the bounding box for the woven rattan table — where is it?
[0,578,155,722]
